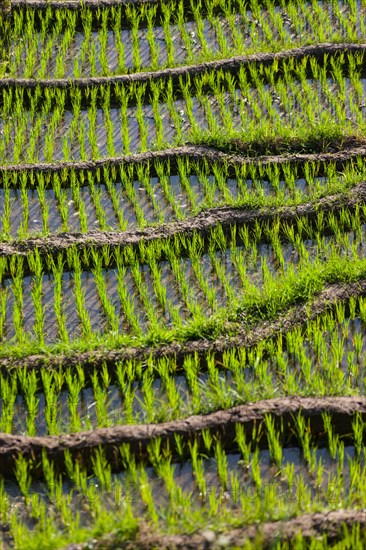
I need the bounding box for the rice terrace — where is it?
[3,0,366,548]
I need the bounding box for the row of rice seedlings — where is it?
[1,207,366,353]
[0,211,360,343]
[2,295,366,436]
[1,54,365,163]
[1,156,366,239]
[4,0,365,79]
[279,303,366,390]
[2,411,366,547]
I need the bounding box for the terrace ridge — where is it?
[8,0,262,8]
[1,179,365,258]
[1,43,364,93]
[66,510,366,549]
[0,396,365,473]
[1,142,366,180]
[11,0,160,6]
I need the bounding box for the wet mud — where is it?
[0,396,365,476]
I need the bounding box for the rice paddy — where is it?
[2,0,366,548]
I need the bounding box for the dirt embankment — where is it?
[0,396,365,476]
[65,510,366,549]
[11,0,163,10]
[2,43,364,90]
[1,142,366,183]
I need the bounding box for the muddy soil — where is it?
[66,510,366,549]
[0,396,365,477]
[1,142,365,183]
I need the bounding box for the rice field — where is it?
[2,0,366,548]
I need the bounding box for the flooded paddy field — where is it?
[2,0,366,547]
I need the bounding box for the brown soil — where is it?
[65,510,366,549]
[1,44,364,106]
[1,142,365,184]
[1,278,365,377]
[1,179,366,261]
[0,396,365,477]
